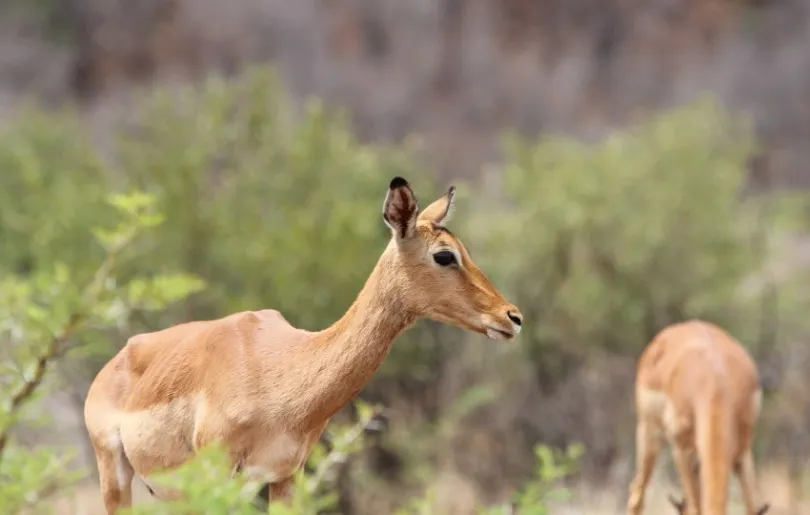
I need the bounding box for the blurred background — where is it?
[1,0,810,514]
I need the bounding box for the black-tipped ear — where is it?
[389,176,409,189]
[383,176,419,239]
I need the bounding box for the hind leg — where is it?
[91,440,134,514]
[627,418,663,515]
[252,477,293,511]
[736,392,769,515]
[668,441,700,515]
[736,450,769,515]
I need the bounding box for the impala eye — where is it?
[433,250,457,267]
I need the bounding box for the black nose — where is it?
[507,311,522,326]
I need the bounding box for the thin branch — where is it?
[0,241,125,464]
[0,313,85,461]
[306,409,381,494]
[13,475,65,512]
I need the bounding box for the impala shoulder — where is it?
[227,310,312,359]
[122,333,161,378]
[235,309,304,335]
[252,309,295,326]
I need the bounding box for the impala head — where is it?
[382,177,523,341]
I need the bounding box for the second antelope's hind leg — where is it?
[736,450,769,515]
[667,437,701,515]
[668,454,700,515]
[627,418,663,515]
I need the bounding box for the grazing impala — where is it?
[84,177,523,513]
[627,320,769,515]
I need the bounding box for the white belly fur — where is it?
[118,396,197,479]
[118,394,315,489]
[241,431,311,483]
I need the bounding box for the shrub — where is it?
[0,193,204,513]
[465,97,766,385]
[124,401,384,515]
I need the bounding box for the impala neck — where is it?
[306,244,416,420]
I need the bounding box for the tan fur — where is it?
[84,178,523,514]
[627,320,768,515]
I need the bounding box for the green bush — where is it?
[0,193,203,513]
[465,97,769,384]
[0,69,434,333]
[124,400,384,515]
[120,402,581,515]
[0,106,111,280]
[393,443,583,515]
[1,68,806,513]
[113,70,429,329]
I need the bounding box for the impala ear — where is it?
[418,185,455,226]
[383,177,419,239]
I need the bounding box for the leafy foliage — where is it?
[489,444,584,515]
[0,68,805,513]
[0,193,204,513]
[393,443,583,515]
[114,70,425,328]
[0,106,110,279]
[124,400,384,515]
[467,97,767,384]
[123,399,581,515]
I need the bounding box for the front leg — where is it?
[269,477,294,501]
[253,476,294,511]
[627,418,662,515]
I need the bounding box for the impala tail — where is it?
[697,395,732,515]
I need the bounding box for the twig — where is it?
[0,241,125,465]
[306,409,381,493]
[0,313,85,461]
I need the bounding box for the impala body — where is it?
[84,177,523,513]
[627,320,769,515]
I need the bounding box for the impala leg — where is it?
[690,453,701,505]
[627,418,662,515]
[270,476,294,501]
[92,442,134,515]
[253,476,294,511]
[669,443,700,515]
[669,454,700,515]
[736,450,769,515]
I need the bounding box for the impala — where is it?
[84,177,523,513]
[627,320,769,515]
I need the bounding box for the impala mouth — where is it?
[485,326,515,340]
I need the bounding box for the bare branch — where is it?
[306,408,381,493]
[0,241,124,464]
[0,313,85,461]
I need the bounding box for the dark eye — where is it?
[433,250,457,267]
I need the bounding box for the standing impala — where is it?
[84,177,523,513]
[627,320,769,515]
